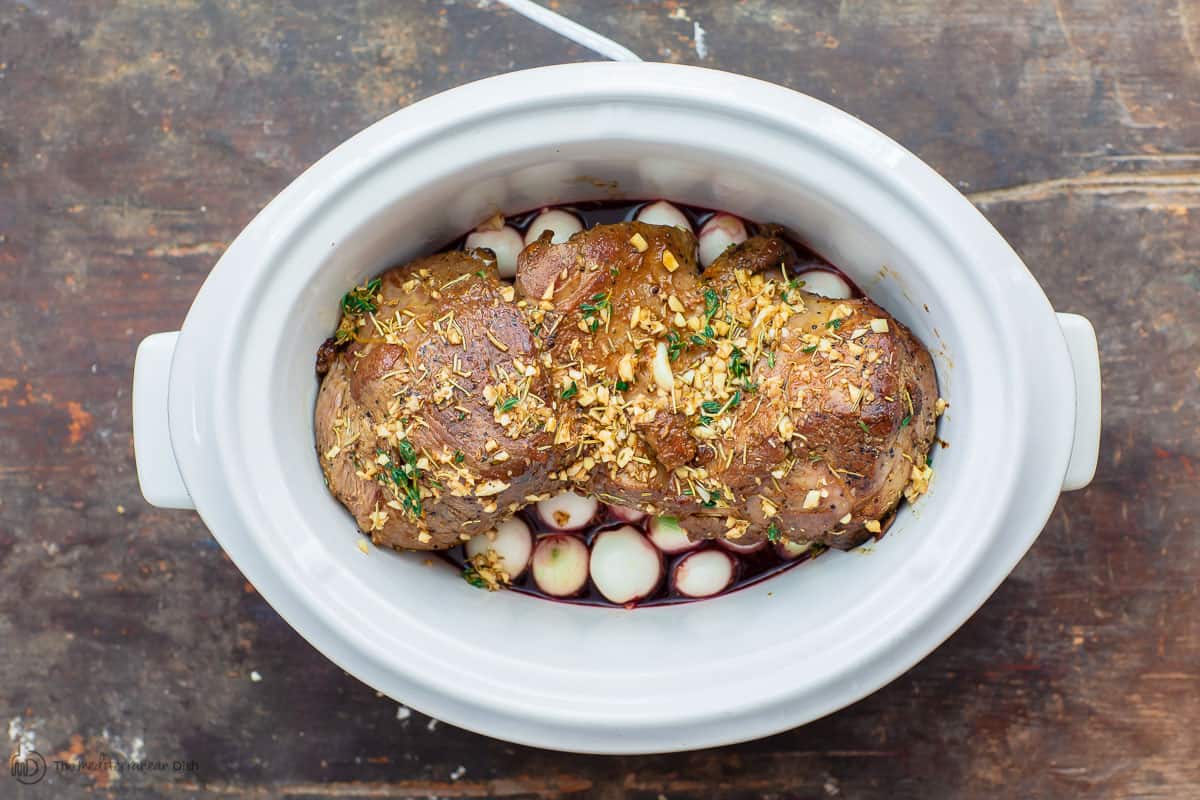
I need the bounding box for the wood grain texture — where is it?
[1,1,1196,797]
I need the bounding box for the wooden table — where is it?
[2,1,1197,797]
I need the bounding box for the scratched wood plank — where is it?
[1,1,1197,798]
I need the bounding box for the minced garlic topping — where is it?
[322,229,938,549]
[463,549,510,591]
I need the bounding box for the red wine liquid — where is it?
[439,506,825,608]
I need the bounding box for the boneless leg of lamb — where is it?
[315,218,938,560]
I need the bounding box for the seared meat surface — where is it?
[520,222,937,550]
[664,278,938,549]
[317,221,940,552]
[517,222,706,503]
[316,250,556,550]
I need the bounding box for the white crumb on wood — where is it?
[426,718,438,731]
[693,21,708,59]
[249,670,262,682]
[450,765,467,781]
[396,705,411,721]
[103,729,146,763]
[8,717,37,762]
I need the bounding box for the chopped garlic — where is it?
[870,318,890,333]
[653,340,674,389]
[802,490,822,510]
[475,479,510,497]
[904,463,934,503]
[761,497,779,517]
[618,353,636,382]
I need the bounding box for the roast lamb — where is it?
[316,220,939,553]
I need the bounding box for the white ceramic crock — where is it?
[131,63,1100,754]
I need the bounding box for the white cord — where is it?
[496,0,642,62]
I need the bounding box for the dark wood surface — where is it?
[2,1,1197,797]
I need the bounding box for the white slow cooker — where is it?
[131,63,1101,754]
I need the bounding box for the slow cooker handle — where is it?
[1057,313,1101,491]
[132,332,195,510]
